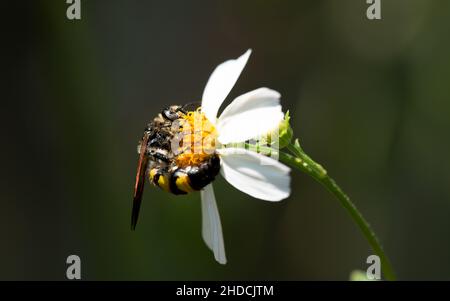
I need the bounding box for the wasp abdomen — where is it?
[149,154,220,195]
[149,168,171,193]
[169,169,193,195]
[186,155,221,190]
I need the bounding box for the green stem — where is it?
[279,146,396,281]
[243,141,396,280]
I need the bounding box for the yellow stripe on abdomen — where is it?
[149,168,158,182]
[157,174,170,192]
[149,168,171,192]
[175,175,195,193]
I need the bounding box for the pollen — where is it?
[176,107,217,168]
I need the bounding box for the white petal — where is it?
[201,184,227,264]
[218,148,291,201]
[216,88,284,144]
[201,49,252,123]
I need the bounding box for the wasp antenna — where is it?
[182,101,201,112]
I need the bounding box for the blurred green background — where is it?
[2,0,450,280]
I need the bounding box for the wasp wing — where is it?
[131,132,150,230]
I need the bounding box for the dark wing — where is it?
[131,132,150,230]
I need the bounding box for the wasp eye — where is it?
[162,108,180,121]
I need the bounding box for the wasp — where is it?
[131,104,221,229]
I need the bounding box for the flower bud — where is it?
[262,111,293,149]
[277,111,293,149]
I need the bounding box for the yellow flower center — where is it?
[175,107,217,168]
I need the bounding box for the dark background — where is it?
[2,0,449,280]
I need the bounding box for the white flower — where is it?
[199,49,291,264]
